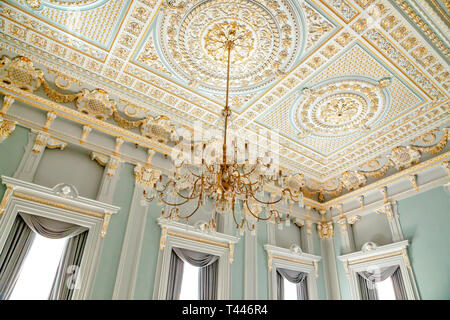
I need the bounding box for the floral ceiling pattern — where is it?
[0,0,448,201]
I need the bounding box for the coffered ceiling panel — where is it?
[0,0,448,201]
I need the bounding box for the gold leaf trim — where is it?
[111,106,148,129]
[40,78,80,103]
[361,160,391,178]
[411,129,448,155]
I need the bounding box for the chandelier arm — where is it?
[185,164,202,178]
[172,177,203,200]
[230,197,241,228]
[244,199,272,221]
[250,191,284,205]
[180,197,203,219]
[158,195,193,207]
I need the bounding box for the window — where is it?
[179,262,200,300]
[10,234,67,300]
[375,276,396,300]
[283,278,297,300]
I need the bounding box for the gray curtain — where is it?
[276,271,284,300]
[277,268,308,300]
[166,250,184,300]
[20,213,86,239]
[358,265,399,300]
[0,215,35,300]
[391,267,407,300]
[171,247,219,300]
[358,274,378,300]
[49,231,88,300]
[199,260,218,300]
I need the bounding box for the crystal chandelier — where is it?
[143,22,304,233]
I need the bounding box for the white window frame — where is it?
[338,240,420,300]
[265,244,321,300]
[153,217,239,300]
[0,176,119,300]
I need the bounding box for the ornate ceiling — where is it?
[0,0,448,201]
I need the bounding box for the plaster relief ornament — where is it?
[340,170,367,191]
[0,119,16,143]
[0,56,43,91]
[140,115,179,144]
[76,89,115,121]
[53,183,78,199]
[317,221,334,239]
[292,78,390,138]
[157,0,302,94]
[387,146,421,170]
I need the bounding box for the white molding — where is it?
[96,158,123,203]
[0,176,119,300]
[320,238,341,300]
[13,131,43,182]
[264,244,321,300]
[112,183,148,300]
[338,240,420,300]
[244,230,258,299]
[153,218,240,300]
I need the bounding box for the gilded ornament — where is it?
[317,221,334,239]
[134,163,161,189]
[388,146,421,170]
[157,0,302,92]
[140,115,179,144]
[0,119,16,143]
[0,56,43,92]
[76,89,115,121]
[340,171,367,191]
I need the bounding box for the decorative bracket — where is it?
[0,186,14,214]
[376,201,394,220]
[100,211,112,238]
[228,242,234,264]
[0,95,14,117]
[0,118,17,143]
[409,174,418,192]
[80,126,92,145]
[32,131,67,153]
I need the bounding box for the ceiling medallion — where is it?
[292,78,391,138]
[158,0,302,94]
[143,25,304,233]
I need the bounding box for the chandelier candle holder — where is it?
[142,22,304,234]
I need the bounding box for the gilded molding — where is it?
[392,0,450,58]
[134,163,161,189]
[100,211,112,238]
[40,79,80,103]
[303,128,449,200]
[159,226,168,251]
[13,192,104,219]
[348,250,403,265]
[0,186,14,215]
[1,95,14,115]
[0,118,16,143]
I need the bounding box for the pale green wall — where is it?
[232,236,245,299]
[333,225,351,300]
[91,163,135,299]
[0,125,29,197]
[133,200,164,299]
[257,222,269,299]
[398,186,450,300]
[312,225,327,300]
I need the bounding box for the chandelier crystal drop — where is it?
[143,22,304,233]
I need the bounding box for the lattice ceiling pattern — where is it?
[0,0,448,191]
